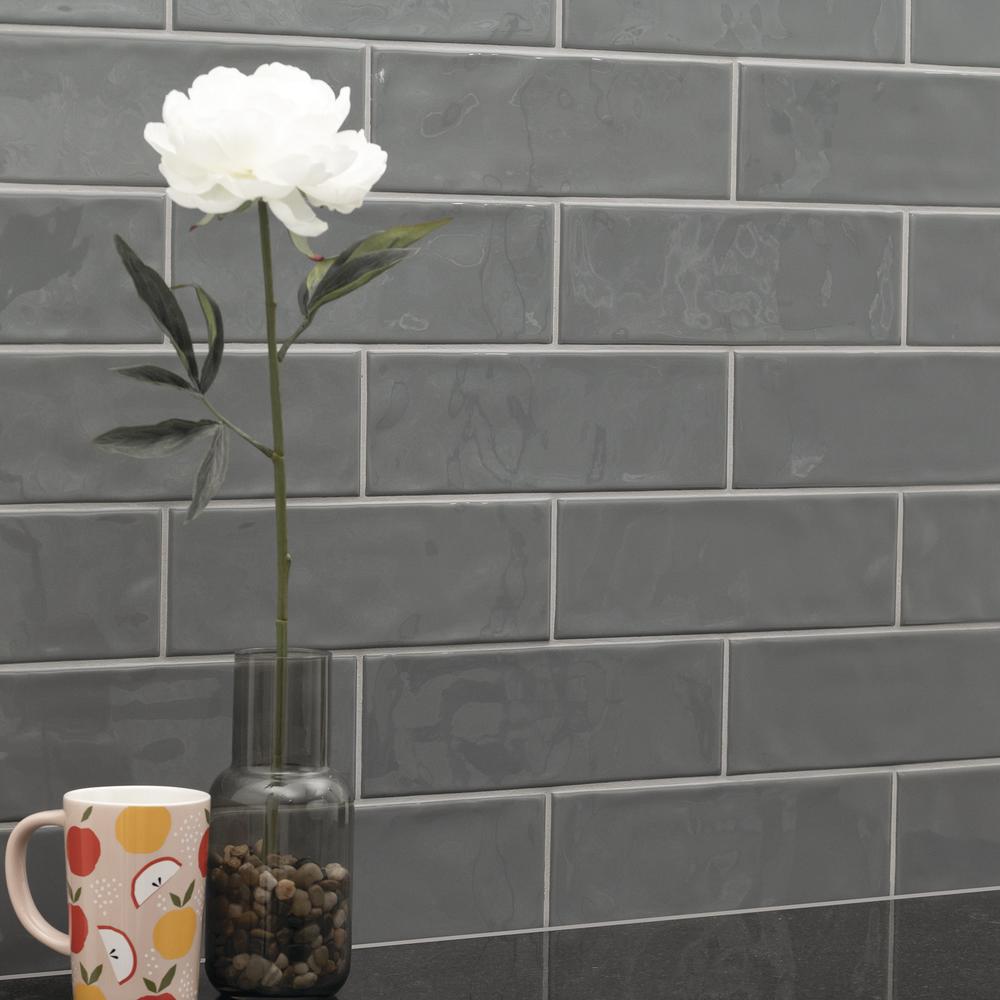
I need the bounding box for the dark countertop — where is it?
[4,892,997,999]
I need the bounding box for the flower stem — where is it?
[258,202,291,781]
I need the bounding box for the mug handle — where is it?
[4,810,70,955]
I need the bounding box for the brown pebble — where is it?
[227,903,243,920]
[293,973,318,988]
[322,891,337,912]
[258,870,278,891]
[324,863,348,882]
[233,844,250,858]
[275,879,296,901]
[333,909,346,928]
[293,862,323,888]
[232,953,250,971]
[308,884,324,908]
[275,954,289,971]
[292,962,310,976]
[261,965,282,988]
[253,887,270,904]
[237,910,258,929]
[332,928,347,948]
[313,945,329,966]
[291,890,311,918]
[238,862,259,887]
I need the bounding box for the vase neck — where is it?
[231,648,330,769]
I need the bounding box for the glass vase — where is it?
[205,649,352,997]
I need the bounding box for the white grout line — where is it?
[552,0,563,48]
[889,771,899,897]
[899,211,911,345]
[354,655,365,795]
[158,508,170,657]
[550,201,561,344]
[548,500,558,640]
[359,350,369,497]
[12,618,1000,675]
[725,352,736,489]
[904,0,913,64]
[349,884,1000,950]
[894,494,905,626]
[0,971,73,982]
[542,793,553,927]
[164,0,173,30]
[363,46,373,138]
[729,64,740,201]
[720,640,731,776]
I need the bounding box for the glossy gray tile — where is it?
[729,631,1000,774]
[738,66,1000,205]
[907,215,1000,345]
[173,201,553,344]
[911,0,1000,68]
[0,35,362,184]
[0,0,162,25]
[549,902,889,1000]
[0,827,67,975]
[176,0,553,43]
[735,355,1000,486]
[550,775,891,924]
[0,656,356,821]
[0,195,164,343]
[0,352,359,502]
[367,353,727,494]
[354,796,545,942]
[560,206,900,345]
[0,512,159,663]
[902,492,1000,625]
[362,640,722,796]
[372,50,732,197]
[168,501,550,653]
[563,0,903,61]
[556,496,896,638]
[896,767,1000,894]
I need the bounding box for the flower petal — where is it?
[267,190,328,237]
[302,132,388,215]
[165,185,246,215]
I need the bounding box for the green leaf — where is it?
[143,979,157,993]
[186,426,229,523]
[342,217,450,258]
[187,285,225,393]
[188,212,217,232]
[290,231,323,261]
[94,418,217,458]
[182,880,195,905]
[73,887,81,902]
[204,808,210,824]
[113,365,195,392]
[90,965,102,985]
[81,806,92,822]
[114,235,198,383]
[80,965,89,984]
[307,247,415,318]
[159,965,176,992]
[170,893,181,907]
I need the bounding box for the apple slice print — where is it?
[130,857,181,908]
[98,925,137,985]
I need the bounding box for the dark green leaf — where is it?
[80,966,89,984]
[204,808,210,824]
[341,218,450,258]
[306,248,415,318]
[81,806,92,822]
[114,235,198,382]
[90,965,102,985]
[182,880,194,905]
[73,887,81,902]
[112,365,194,392]
[191,286,224,393]
[159,965,176,991]
[186,427,229,523]
[143,979,157,993]
[94,419,217,459]
[170,893,181,907]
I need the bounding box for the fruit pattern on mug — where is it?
[68,804,208,1000]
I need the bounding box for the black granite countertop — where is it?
[4,892,997,999]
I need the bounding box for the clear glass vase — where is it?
[205,649,353,998]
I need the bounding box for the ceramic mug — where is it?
[5,786,210,1000]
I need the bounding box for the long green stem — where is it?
[197,396,273,458]
[258,202,291,778]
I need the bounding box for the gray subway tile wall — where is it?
[2,0,1000,968]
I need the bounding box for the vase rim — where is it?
[234,646,330,659]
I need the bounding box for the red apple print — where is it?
[198,827,209,878]
[67,826,101,876]
[68,904,88,954]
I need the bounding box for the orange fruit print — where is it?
[114,807,171,854]
[153,880,196,959]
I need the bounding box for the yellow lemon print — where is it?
[74,985,105,1000]
[114,806,171,853]
[153,880,197,959]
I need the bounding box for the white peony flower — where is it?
[144,63,387,237]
